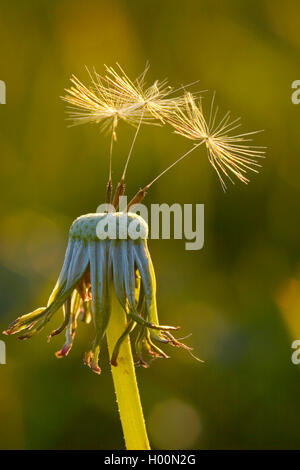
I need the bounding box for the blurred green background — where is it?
[1,0,300,450]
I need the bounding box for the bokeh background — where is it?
[1,0,300,450]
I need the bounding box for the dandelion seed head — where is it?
[4,212,193,372]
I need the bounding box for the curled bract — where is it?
[4,212,197,373]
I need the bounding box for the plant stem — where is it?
[106,297,150,450]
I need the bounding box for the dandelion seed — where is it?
[62,66,188,203]
[63,72,144,202]
[169,92,265,190]
[63,73,142,131]
[127,92,265,206]
[104,63,187,123]
[103,63,193,208]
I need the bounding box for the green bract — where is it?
[4,212,191,373]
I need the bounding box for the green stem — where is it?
[106,297,150,450]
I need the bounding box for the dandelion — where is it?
[5,64,265,450]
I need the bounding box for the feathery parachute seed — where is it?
[62,65,188,135]
[104,63,188,123]
[62,73,146,136]
[62,64,195,203]
[168,92,265,190]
